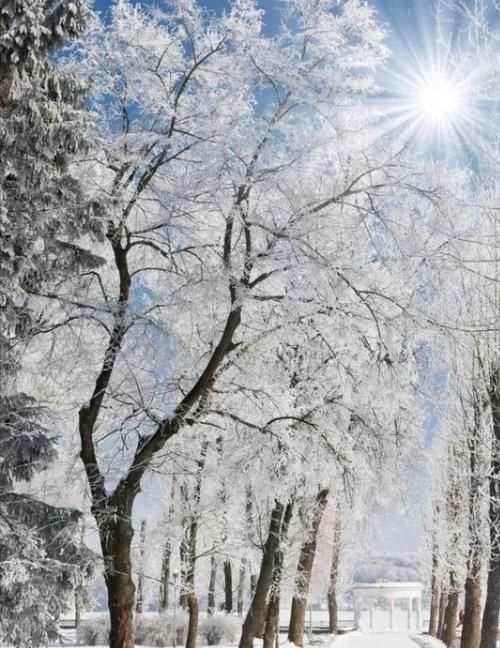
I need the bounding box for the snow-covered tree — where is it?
[15,1,479,647]
[0,1,97,644]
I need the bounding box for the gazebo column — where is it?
[354,597,360,629]
[369,600,374,630]
[415,596,421,631]
[407,598,412,629]
[389,597,394,630]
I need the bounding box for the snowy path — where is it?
[333,631,423,648]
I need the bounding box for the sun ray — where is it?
[368,1,498,163]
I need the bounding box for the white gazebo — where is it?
[351,581,423,631]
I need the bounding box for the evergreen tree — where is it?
[0,0,102,310]
[0,1,97,644]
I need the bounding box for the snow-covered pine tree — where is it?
[0,448,94,646]
[0,0,102,299]
[0,1,97,645]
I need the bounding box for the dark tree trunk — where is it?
[263,591,280,648]
[442,574,459,648]
[263,501,294,648]
[239,500,285,648]
[208,554,217,615]
[328,503,341,634]
[159,540,171,611]
[429,582,441,638]
[288,489,329,647]
[481,561,500,648]
[481,368,500,648]
[99,500,136,648]
[429,503,441,638]
[462,385,485,648]
[438,590,448,641]
[135,518,147,614]
[224,560,233,612]
[428,546,441,637]
[186,596,199,648]
[107,572,136,648]
[75,589,82,628]
[216,436,234,614]
[75,505,86,628]
[462,569,482,648]
[237,557,247,615]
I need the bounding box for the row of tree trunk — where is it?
[155,485,340,648]
[239,488,334,648]
[136,434,341,648]
[428,368,500,648]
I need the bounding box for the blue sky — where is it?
[93,0,434,48]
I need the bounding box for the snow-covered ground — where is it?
[330,631,421,648]
[26,607,471,648]
[411,635,446,648]
[64,635,418,648]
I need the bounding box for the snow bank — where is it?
[277,632,358,648]
[412,634,447,648]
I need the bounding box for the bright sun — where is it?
[415,73,462,121]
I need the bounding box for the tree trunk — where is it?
[100,503,136,648]
[179,505,192,611]
[107,573,136,648]
[136,518,147,614]
[186,595,199,648]
[179,441,208,648]
[75,589,82,628]
[428,544,441,637]
[180,517,199,646]
[288,489,329,647]
[442,574,459,648]
[75,500,87,628]
[159,478,176,612]
[239,500,285,648]
[159,540,171,611]
[481,367,500,648]
[462,384,485,648]
[217,437,234,614]
[237,486,254,615]
[263,501,294,648]
[224,560,233,612]
[438,590,448,641]
[208,554,217,615]
[237,557,247,615]
[462,569,482,648]
[263,591,280,648]
[481,561,500,648]
[328,503,342,634]
[180,442,208,612]
[429,582,441,638]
